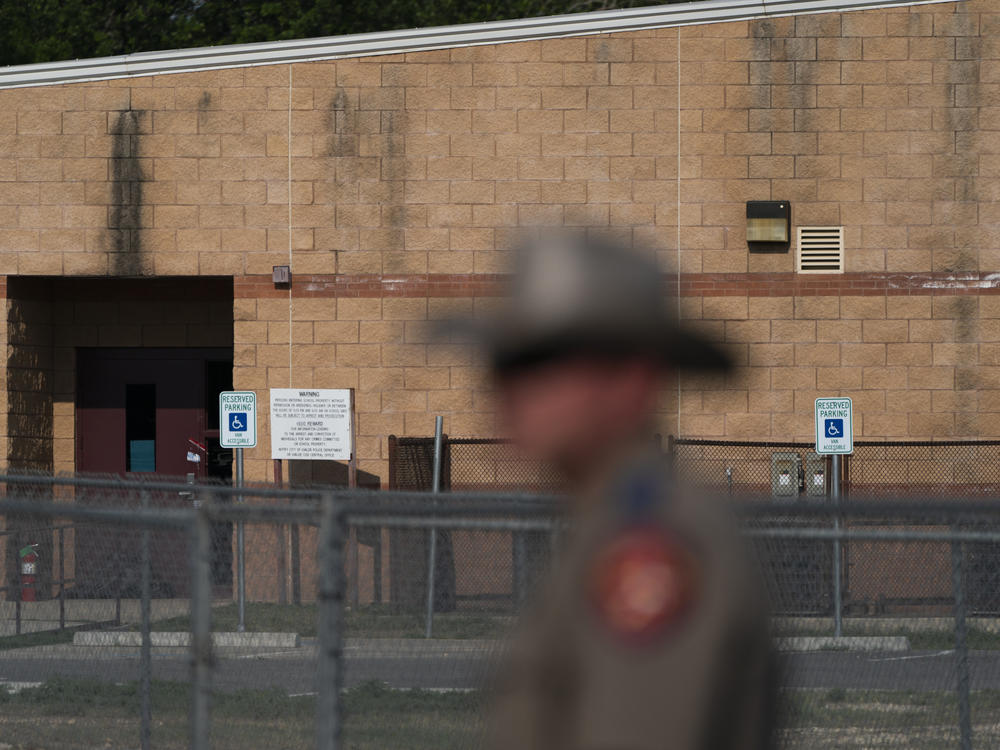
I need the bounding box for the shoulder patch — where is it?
[588,526,698,644]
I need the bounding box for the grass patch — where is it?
[2,679,1000,749]
[907,628,1000,651]
[780,689,1000,748]
[0,678,481,750]
[144,602,513,640]
[0,627,75,651]
[1,679,1000,749]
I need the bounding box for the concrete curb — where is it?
[775,636,910,652]
[775,616,1000,634]
[73,631,300,648]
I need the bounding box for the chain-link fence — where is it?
[744,498,1000,750]
[392,435,1000,500]
[848,442,1000,498]
[0,473,998,748]
[387,436,561,620]
[670,438,1000,500]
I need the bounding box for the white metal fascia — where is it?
[0,0,961,89]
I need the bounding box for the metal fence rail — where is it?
[0,474,997,748]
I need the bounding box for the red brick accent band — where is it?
[678,272,1000,297]
[234,272,1000,299]
[234,274,507,299]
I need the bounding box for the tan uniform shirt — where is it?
[488,456,775,750]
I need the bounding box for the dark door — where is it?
[75,348,232,596]
[77,348,231,479]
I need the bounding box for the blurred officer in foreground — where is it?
[459,235,776,750]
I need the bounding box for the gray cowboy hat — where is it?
[444,234,730,374]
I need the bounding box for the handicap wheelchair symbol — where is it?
[824,418,843,438]
[229,412,248,432]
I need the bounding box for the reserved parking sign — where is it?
[219,391,257,449]
[815,397,853,455]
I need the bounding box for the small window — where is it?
[126,384,156,472]
[797,226,844,274]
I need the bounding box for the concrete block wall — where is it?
[0,0,994,483]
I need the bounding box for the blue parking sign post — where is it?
[814,397,852,641]
[219,391,257,633]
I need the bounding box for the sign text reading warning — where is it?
[270,389,352,461]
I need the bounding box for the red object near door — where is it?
[19,546,38,602]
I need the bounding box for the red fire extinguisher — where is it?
[19,545,39,602]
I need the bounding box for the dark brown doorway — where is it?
[77,347,231,480]
[75,347,233,596]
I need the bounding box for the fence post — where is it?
[951,535,973,750]
[425,416,444,639]
[512,532,527,606]
[291,522,302,606]
[316,491,345,750]
[58,526,65,632]
[190,494,213,750]
[140,490,152,750]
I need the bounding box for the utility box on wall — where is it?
[805,452,827,497]
[771,452,802,498]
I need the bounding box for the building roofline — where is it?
[0,0,958,89]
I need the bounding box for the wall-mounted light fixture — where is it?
[273,265,291,286]
[746,200,791,253]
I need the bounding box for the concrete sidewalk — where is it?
[74,631,300,648]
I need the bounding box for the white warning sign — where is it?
[269,389,352,461]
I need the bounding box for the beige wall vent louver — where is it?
[797,226,844,274]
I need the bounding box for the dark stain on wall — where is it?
[325,88,360,159]
[380,109,406,230]
[321,83,407,263]
[321,88,361,271]
[5,277,56,594]
[109,109,148,276]
[943,6,981,435]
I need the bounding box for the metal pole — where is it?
[235,447,246,634]
[274,459,287,605]
[190,496,213,750]
[830,454,842,639]
[58,527,65,632]
[952,536,973,750]
[140,491,152,750]
[425,416,443,639]
[291,523,302,606]
[348,389,360,610]
[316,492,345,750]
[513,530,527,606]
